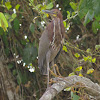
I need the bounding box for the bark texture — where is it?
[39,75,100,100]
[0,53,23,100]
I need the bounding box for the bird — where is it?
[38,9,65,87]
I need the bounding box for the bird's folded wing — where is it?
[38,29,50,74]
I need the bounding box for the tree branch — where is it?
[39,75,100,100]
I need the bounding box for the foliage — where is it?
[78,0,100,33]
[71,91,80,100]
[0,12,8,31]
[0,0,100,99]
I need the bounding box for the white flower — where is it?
[76,35,80,40]
[56,4,59,8]
[13,9,16,14]
[24,35,27,39]
[41,21,45,27]
[29,67,35,72]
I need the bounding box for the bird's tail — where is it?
[38,64,47,75]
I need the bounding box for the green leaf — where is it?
[5,48,10,56]
[79,8,88,19]
[0,12,8,31]
[78,0,88,19]
[87,68,94,74]
[5,2,12,10]
[29,0,34,6]
[23,43,38,64]
[5,13,11,20]
[15,4,20,10]
[41,5,46,11]
[63,45,67,52]
[43,13,49,18]
[12,13,17,19]
[46,2,53,9]
[13,69,17,75]
[64,87,71,91]
[70,2,77,11]
[29,23,34,33]
[5,13,10,20]
[75,66,82,71]
[72,12,76,16]
[2,33,10,56]
[14,18,20,31]
[83,56,92,62]
[63,21,66,27]
[95,15,100,21]
[2,33,8,47]
[43,14,47,18]
[69,72,75,76]
[79,0,100,25]
[71,91,74,98]
[1,0,3,4]
[17,71,28,85]
[79,73,83,77]
[83,56,88,61]
[29,0,34,3]
[84,10,94,26]
[30,63,32,66]
[21,40,27,45]
[17,75,21,85]
[95,45,100,50]
[74,53,80,58]
[92,58,96,63]
[92,20,100,34]
[17,71,22,85]
[86,48,91,53]
[8,63,14,69]
[0,27,4,35]
[93,0,100,16]
[72,93,80,100]
[88,56,92,62]
[5,13,14,24]
[67,11,71,19]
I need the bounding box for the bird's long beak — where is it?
[42,10,54,14]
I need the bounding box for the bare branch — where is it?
[73,34,93,43]
[39,75,100,100]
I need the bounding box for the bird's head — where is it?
[42,9,63,19]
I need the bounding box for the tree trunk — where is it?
[0,53,23,100]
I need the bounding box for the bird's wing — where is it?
[38,29,51,74]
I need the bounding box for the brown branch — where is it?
[73,34,93,43]
[39,75,100,100]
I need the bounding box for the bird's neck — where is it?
[52,17,62,21]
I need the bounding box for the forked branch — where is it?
[39,75,100,100]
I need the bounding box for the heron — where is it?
[38,9,65,87]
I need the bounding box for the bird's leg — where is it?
[52,61,57,75]
[46,51,51,88]
[47,61,49,88]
